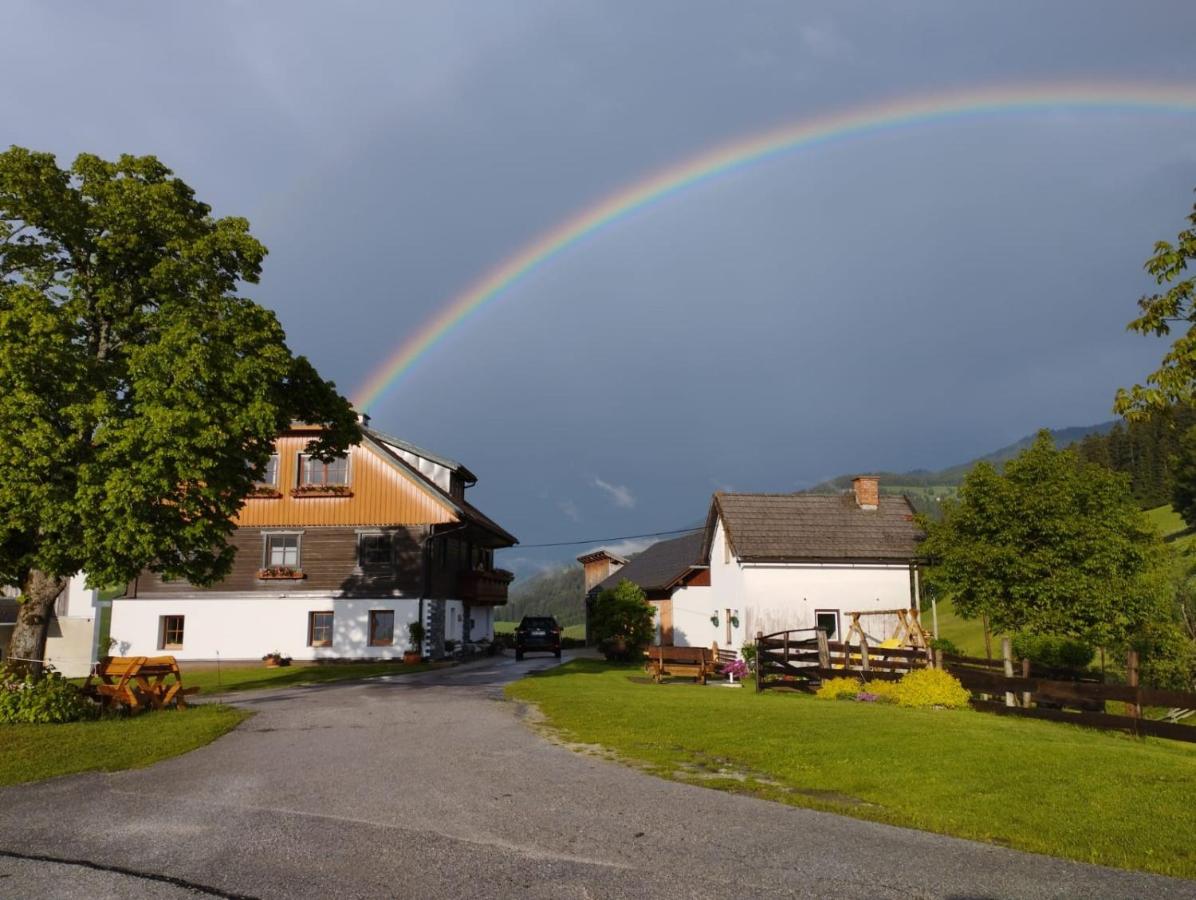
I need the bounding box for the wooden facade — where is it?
[235,432,457,528]
[132,425,516,606]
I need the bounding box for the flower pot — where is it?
[265,658,279,668]
[403,651,422,665]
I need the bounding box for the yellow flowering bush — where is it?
[814,677,862,700]
[890,668,971,709]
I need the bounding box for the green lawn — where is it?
[182,660,437,694]
[495,621,585,640]
[0,705,248,787]
[509,660,1196,878]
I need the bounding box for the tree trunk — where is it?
[5,570,66,678]
[982,614,993,662]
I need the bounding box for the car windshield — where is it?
[519,617,556,629]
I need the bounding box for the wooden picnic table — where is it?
[82,655,199,712]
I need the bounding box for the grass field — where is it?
[1147,504,1196,551]
[495,621,585,640]
[509,660,1196,878]
[0,705,248,787]
[927,597,998,658]
[180,660,437,694]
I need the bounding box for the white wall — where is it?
[669,583,715,648]
[108,594,423,661]
[444,599,464,643]
[468,605,493,642]
[44,573,101,677]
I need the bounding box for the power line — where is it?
[515,526,702,549]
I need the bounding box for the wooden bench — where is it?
[644,645,716,684]
[82,656,199,712]
[711,643,739,669]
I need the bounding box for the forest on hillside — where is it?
[497,565,585,626]
[1074,404,1196,509]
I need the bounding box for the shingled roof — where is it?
[594,531,704,594]
[702,492,922,562]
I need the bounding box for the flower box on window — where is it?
[257,566,306,581]
[248,486,283,499]
[291,484,353,498]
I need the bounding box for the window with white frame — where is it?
[299,453,349,486]
[265,533,301,568]
[257,454,279,487]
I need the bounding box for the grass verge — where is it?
[508,659,1196,879]
[182,660,437,695]
[0,705,248,787]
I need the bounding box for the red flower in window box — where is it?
[257,566,306,580]
[290,484,353,498]
[248,486,283,499]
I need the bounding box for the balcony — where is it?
[457,568,514,605]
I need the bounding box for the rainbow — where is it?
[354,81,1196,410]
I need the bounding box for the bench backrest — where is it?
[650,645,712,664]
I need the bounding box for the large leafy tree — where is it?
[0,148,359,671]
[1116,192,1196,419]
[921,431,1170,649]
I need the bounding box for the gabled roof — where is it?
[702,492,922,562]
[594,531,704,594]
[365,434,517,546]
[363,427,478,483]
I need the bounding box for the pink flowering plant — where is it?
[721,659,749,679]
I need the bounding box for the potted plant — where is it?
[405,621,425,664]
[262,651,291,668]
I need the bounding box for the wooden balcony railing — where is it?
[457,569,514,604]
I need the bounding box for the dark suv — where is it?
[514,616,562,661]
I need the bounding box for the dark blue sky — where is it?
[6,2,1196,574]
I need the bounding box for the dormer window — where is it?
[299,453,349,487]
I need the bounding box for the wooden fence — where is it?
[755,629,1196,744]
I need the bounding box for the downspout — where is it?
[419,521,469,658]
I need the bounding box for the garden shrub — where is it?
[815,676,862,700]
[890,668,971,709]
[739,643,757,670]
[859,679,900,703]
[929,637,960,656]
[0,668,99,724]
[1012,633,1095,670]
[591,580,655,661]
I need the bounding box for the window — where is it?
[308,611,334,647]
[257,454,279,487]
[299,453,349,486]
[358,533,392,567]
[265,533,301,568]
[369,610,395,646]
[161,615,185,649]
[815,609,840,639]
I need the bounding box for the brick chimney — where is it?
[576,549,627,593]
[852,475,879,511]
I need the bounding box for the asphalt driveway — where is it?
[1,651,1192,899]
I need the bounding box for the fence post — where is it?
[859,635,870,677]
[817,629,829,670]
[1021,657,1031,708]
[755,631,764,693]
[1126,649,1141,726]
[933,647,943,671]
[1002,637,1015,708]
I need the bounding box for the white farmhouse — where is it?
[583,476,923,653]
